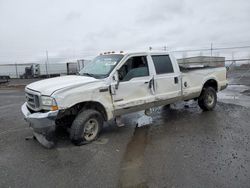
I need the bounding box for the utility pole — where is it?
[210,43,213,65]
[232,51,235,68]
[210,43,213,57]
[15,63,18,78]
[45,50,49,77]
[163,45,167,51]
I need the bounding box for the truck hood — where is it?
[26,75,99,96]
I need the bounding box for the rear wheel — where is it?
[198,87,217,111]
[70,109,103,145]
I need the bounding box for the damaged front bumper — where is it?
[21,102,59,148]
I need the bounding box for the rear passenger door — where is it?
[151,55,181,101]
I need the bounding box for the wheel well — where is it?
[203,79,218,92]
[58,101,108,122]
[77,101,108,121]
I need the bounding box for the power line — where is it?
[0,58,249,67]
[0,45,249,57]
[171,45,250,53]
[0,44,250,64]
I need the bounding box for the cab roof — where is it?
[100,51,170,57]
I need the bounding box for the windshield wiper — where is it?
[82,73,95,77]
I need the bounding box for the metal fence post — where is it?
[15,63,18,78]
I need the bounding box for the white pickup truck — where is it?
[21,51,227,147]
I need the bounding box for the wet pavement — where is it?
[218,84,250,107]
[1,72,250,188]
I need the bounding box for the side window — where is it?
[152,55,174,74]
[118,56,149,82]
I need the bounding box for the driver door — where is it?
[112,55,155,115]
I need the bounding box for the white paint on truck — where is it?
[21,51,228,147]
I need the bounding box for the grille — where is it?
[25,91,40,110]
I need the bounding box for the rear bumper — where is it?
[220,83,228,91]
[21,102,58,148]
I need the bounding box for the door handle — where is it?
[174,77,178,84]
[144,81,149,84]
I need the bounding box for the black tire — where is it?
[198,87,217,111]
[70,109,103,145]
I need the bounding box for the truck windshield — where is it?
[79,54,124,79]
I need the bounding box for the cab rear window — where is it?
[151,55,174,74]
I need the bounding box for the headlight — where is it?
[41,96,55,106]
[41,96,58,111]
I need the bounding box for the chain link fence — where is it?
[0,60,88,78]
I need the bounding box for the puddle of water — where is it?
[137,115,153,127]
[241,89,250,96]
[218,85,250,108]
[119,126,149,188]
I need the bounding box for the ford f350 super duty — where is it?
[21,52,227,148]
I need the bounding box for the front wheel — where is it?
[198,87,217,111]
[70,109,103,145]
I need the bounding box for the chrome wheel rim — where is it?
[206,92,214,106]
[83,118,99,141]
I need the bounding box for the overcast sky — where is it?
[0,0,250,64]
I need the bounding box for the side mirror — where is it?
[113,71,120,89]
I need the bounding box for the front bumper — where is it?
[21,102,59,148]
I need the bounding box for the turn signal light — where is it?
[51,106,59,111]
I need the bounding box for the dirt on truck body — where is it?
[21,51,227,148]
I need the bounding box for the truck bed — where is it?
[179,65,220,72]
[180,66,227,100]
